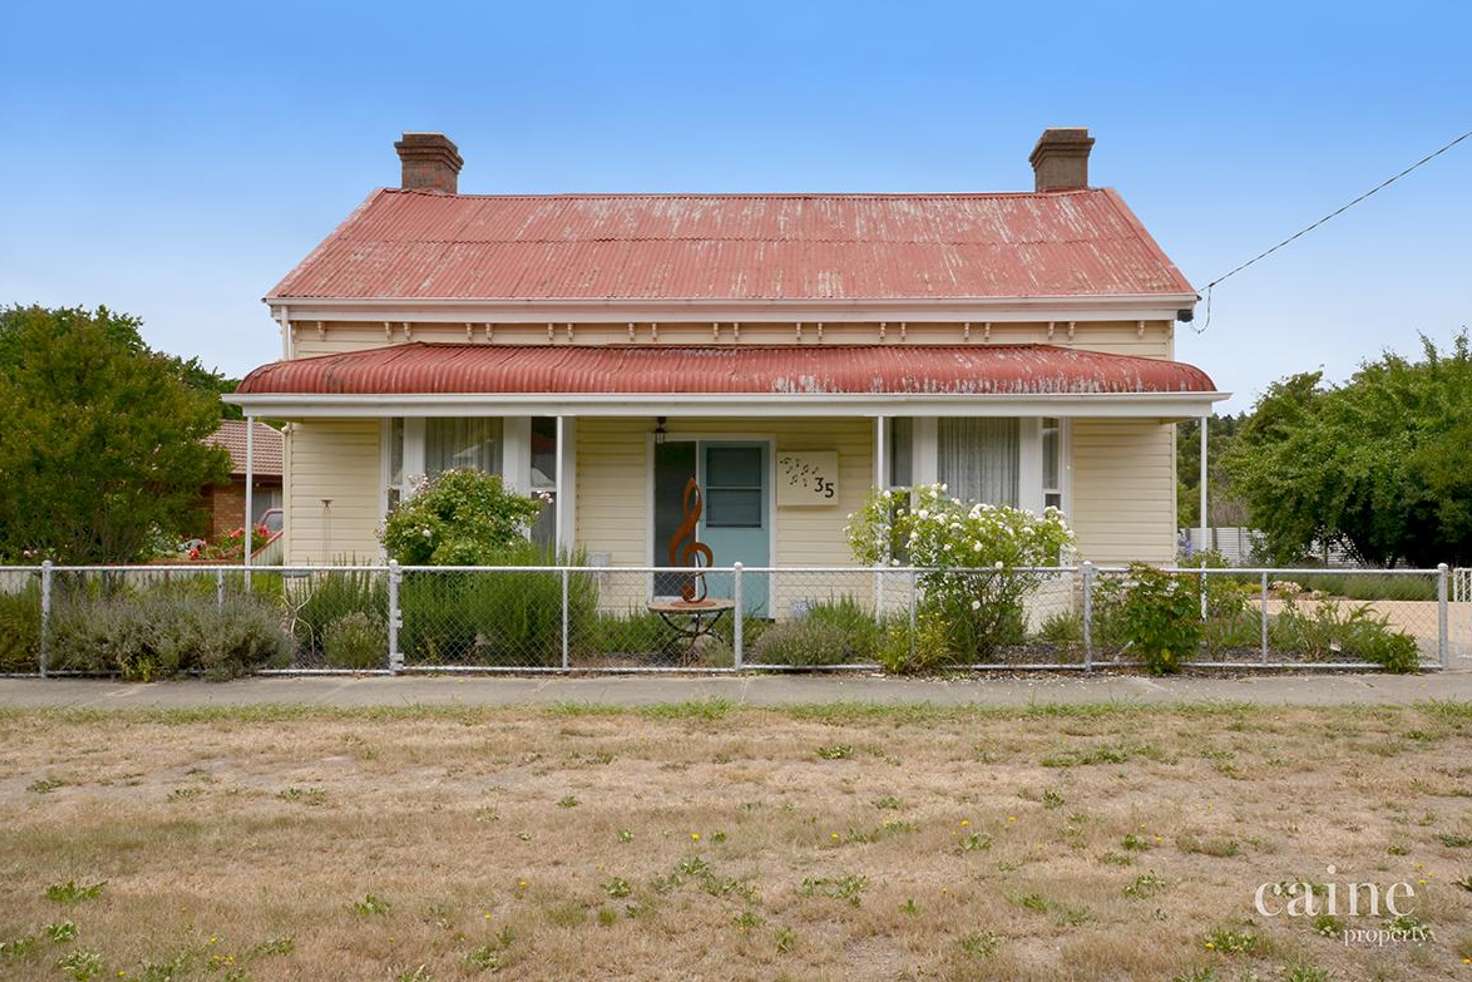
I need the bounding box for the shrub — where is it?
[0,582,41,671]
[381,469,545,565]
[753,598,880,666]
[1271,598,1420,672]
[293,570,387,656]
[399,543,597,667]
[1108,564,1203,674]
[50,594,290,680]
[876,609,953,674]
[323,611,386,670]
[847,484,1073,666]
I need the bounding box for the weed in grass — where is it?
[732,910,764,932]
[1439,833,1472,848]
[799,873,868,907]
[873,794,903,810]
[597,908,618,927]
[617,829,633,843]
[603,877,632,899]
[245,936,294,959]
[1099,851,1134,866]
[1201,927,1258,954]
[1384,912,1430,935]
[1282,962,1330,982]
[44,921,77,944]
[56,949,104,981]
[167,786,204,801]
[1124,871,1168,899]
[1014,892,1050,913]
[1122,833,1152,852]
[900,898,920,916]
[45,880,105,905]
[278,786,327,806]
[557,795,579,808]
[639,697,735,721]
[27,776,65,794]
[958,930,1002,959]
[1170,970,1217,982]
[774,926,796,954]
[396,966,432,982]
[1055,904,1092,927]
[352,893,392,916]
[0,936,38,958]
[816,744,854,760]
[1041,789,1065,810]
[1178,834,1241,858]
[1387,842,1410,856]
[1041,743,1151,767]
[960,831,993,852]
[1313,913,1344,938]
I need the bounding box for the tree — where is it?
[1176,413,1247,529]
[0,305,232,562]
[1224,333,1472,567]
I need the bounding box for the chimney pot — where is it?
[394,132,463,193]
[1028,127,1094,192]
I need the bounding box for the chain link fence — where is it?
[0,561,1458,677]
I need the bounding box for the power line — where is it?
[1194,126,1472,333]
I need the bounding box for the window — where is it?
[887,417,912,488]
[426,417,501,476]
[530,416,557,489]
[387,417,404,512]
[1042,417,1062,510]
[704,446,763,528]
[937,418,1019,506]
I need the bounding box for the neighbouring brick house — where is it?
[202,419,283,539]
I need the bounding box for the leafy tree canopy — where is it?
[1224,332,1472,567]
[0,304,233,562]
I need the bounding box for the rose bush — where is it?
[846,483,1073,668]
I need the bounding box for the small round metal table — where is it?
[646,598,736,664]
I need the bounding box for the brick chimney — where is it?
[1028,127,1094,191]
[394,132,463,193]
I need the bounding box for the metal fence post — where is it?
[732,563,744,670]
[1260,570,1270,663]
[561,567,571,671]
[1081,561,1094,671]
[908,567,918,662]
[1438,563,1450,670]
[39,560,53,678]
[215,568,226,611]
[387,561,403,673]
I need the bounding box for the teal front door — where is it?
[652,439,770,617]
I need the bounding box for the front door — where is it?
[652,439,770,617]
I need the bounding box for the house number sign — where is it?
[777,451,839,507]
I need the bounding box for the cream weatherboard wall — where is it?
[283,420,382,564]
[1069,419,1177,564]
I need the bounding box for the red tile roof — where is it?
[206,419,283,476]
[269,189,1194,302]
[236,343,1215,396]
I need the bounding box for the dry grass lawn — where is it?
[2,700,1472,980]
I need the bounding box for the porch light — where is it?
[654,417,667,445]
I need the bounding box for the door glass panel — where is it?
[705,446,762,487]
[705,489,762,528]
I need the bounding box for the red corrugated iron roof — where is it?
[269,189,1194,302]
[206,419,283,476]
[236,343,1215,396]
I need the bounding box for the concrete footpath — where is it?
[1,671,1470,710]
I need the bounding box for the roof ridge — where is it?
[379,188,1106,201]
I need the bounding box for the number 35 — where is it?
[811,477,835,498]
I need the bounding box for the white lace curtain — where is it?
[426,418,502,476]
[937,418,1019,506]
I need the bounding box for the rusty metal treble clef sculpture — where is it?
[667,477,714,602]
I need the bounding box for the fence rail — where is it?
[0,560,1459,678]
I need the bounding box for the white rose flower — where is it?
[972,542,982,552]
[970,599,981,610]
[993,560,1004,569]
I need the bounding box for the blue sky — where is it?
[2,0,1468,412]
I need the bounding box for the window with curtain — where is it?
[425,418,502,476]
[887,417,912,488]
[387,417,405,512]
[1042,417,1062,510]
[937,418,1019,507]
